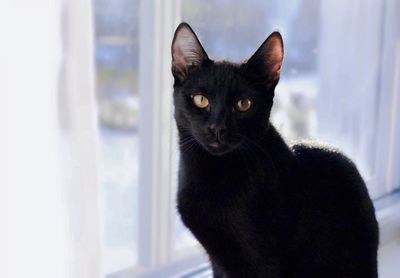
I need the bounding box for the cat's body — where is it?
[172,23,378,278]
[178,125,378,277]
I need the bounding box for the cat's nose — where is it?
[208,123,227,139]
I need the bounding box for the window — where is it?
[94,0,140,273]
[94,0,400,277]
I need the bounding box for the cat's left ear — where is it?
[245,32,284,83]
[171,23,209,82]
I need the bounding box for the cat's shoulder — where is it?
[288,141,372,216]
[288,140,367,201]
[289,140,356,171]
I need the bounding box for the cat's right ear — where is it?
[245,32,284,85]
[171,23,209,82]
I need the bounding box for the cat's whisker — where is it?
[180,138,196,150]
[180,136,200,155]
[180,136,195,145]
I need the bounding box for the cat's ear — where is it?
[171,23,209,82]
[246,32,284,83]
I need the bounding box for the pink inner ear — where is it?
[266,37,284,79]
[172,47,189,79]
[172,25,207,80]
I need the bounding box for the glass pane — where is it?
[178,0,388,248]
[94,0,139,273]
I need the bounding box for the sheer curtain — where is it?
[318,0,400,198]
[1,1,101,278]
[318,0,385,197]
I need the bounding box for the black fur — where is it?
[172,23,379,278]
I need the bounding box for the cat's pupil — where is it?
[192,94,209,109]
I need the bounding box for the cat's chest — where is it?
[177,171,271,267]
[177,169,255,228]
[177,183,251,251]
[176,154,273,230]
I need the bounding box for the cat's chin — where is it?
[203,141,236,156]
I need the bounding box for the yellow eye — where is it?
[235,99,252,112]
[192,94,209,109]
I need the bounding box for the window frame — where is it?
[135,0,207,276]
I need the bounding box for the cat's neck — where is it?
[262,125,296,170]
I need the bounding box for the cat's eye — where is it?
[235,99,252,112]
[192,94,209,109]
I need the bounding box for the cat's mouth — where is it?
[208,141,221,149]
[206,141,229,155]
[192,132,240,156]
[204,138,237,156]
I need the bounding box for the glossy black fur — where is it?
[172,23,379,278]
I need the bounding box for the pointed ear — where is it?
[246,32,284,83]
[171,23,209,82]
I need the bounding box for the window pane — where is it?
[94,0,139,273]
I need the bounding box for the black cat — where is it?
[172,23,379,278]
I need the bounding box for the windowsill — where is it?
[375,191,400,245]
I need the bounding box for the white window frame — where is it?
[108,0,207,277]
[105,0,400,277]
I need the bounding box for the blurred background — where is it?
[2,0,400,277]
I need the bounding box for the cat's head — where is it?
[172,23,283,156]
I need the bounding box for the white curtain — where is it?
[317,0,384,197]
[1,1,101,278]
